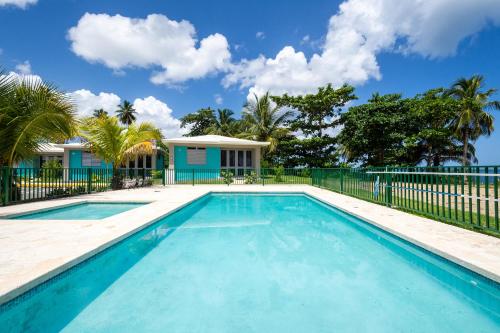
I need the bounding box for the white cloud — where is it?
[224,0,500,99]
[69,89,121,117]
[256,31,265,40]
[68,13,231,85]
[214,94,223,105]
[15,60,31,75]
[132,96,187,138]
[300,35,310,45]
[0,0,37,8]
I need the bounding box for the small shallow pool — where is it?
[10,202,146,220]
[0,193,499,332]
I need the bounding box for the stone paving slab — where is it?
[0,185,499,305]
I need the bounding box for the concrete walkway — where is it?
[0,185,499,304]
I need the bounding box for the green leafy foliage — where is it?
[0,71,77,166]
[446,75,499,165]
[270,84,357,167]
[273,165,284,182]
[116,100,137,126]
[41,160,63,180]
[221,170,234,185]
[244,171,258,184]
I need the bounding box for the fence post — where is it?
[192,169,195,186]
[340,169,344,193]
[2,167,9,206]
[162,168,166,186]
[262,169,265,186]
[87,168,92,194]
[385,167,392,207]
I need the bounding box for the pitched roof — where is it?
[164,135,270,147]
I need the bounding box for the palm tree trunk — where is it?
[462,131,469,166]
[111,166,122,190]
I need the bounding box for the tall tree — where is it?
[116,100,137,126]
[79,116,162,189]
[446,75,500,165]
[406,89,476,166]
[180,107,216,136]
[0,72,77,166]
[337,93,420,166]
[272,84,357,167]
[273,84,357,137]
[240,92,292,155]
[93,108,108,118]
[207,109,238,136]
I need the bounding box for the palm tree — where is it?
[207,109,238,136]
[116,100,137,126]
[240,92,292,154]
[0,71,77,166]
[446,75,500,165]
[79,116,162,189]
[93,108,108,118]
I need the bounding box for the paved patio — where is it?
[1,185,499,304]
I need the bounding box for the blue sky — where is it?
[1,0,500,164]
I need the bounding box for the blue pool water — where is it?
[11,202,145,220]
[1,193,499,332]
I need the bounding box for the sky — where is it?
[1,0,500,164]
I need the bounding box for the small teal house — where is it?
[16,143,64,169]
[164,135,269,181]
[57,142,164,175]
[16,142,165,180]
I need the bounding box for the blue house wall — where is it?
[68,149,112,180]
[174,146,220,181]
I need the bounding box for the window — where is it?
[229,150,235,167]
[138,156,144,168]
[82,152,102,167]
[146,155,152,169]
[128,158,135,169]
[221,150,227,167]
[238,150,244,167]
[187,147,206,165]
[246,151,252,167]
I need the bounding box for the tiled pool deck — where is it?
[0,185,499,304]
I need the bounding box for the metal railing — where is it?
[1,167,159,205]
[163,168,312,186]
[311,166,500,236]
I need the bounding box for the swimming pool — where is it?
[0,193,498,332]
[10,202,146,220]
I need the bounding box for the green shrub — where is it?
[244,171,258,184]
[221,170,234,185]
[274,166,284,182]
[151,170,162,179]
[299,168,311,178]
[41,160,63,180]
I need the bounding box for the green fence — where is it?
[311,166,500,236]
[163,168,312,185]
[1,167,158,206]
